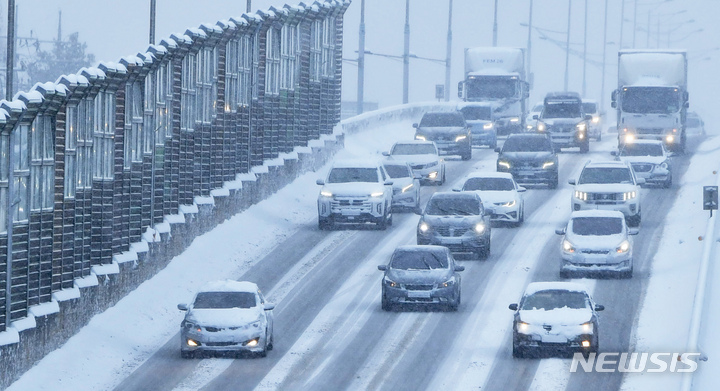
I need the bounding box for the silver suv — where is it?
[569,160,644,227]
[316,160,394,230]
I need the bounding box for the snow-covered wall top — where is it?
[464,47,525,78]
[618,51,687,88]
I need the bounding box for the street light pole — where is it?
[601,0,609,111]
[619,0,626,48]
[492,0,498,46]
[149,0,156,45]
[247,0,251,13]
[633,0,638,47]
[444,0,452,102]
[564,0,571,91]
[403,0,410,104]
[357,0,365,114]
[582,0,588,97]
[647,11,651,47]
[6,0,15,100]
[526,0,534,89]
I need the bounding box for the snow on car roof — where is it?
[331,159,380,169]
[430,191,479,200]
[392,140,436,146]
[199,280,258,293]
[395,244,447,253]
[584,160,630,168]
[463,172,514,180]
[570,210,625,219]
[524,281,590,296]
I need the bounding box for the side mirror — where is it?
[384,180,394,186]
[455,265,466,272]
[509,303,518,311]
[264,303,275,311]
[568,179,576,185]
[517,187,527,193]
[412,123,419,128]
[494,147,502,153]
[595,304,605,312]
[636,178,646,185]
[316,179,325,185]
[667,152,675,158]
[610,151,617,156]
[684,101,690,108]
[585,114,593,121]
[382,151,390,156]
[628,228,639,235]
[611,101,617,109]
[555,228,566,235]
[177,303,188,311]
[532,114,539,120]
[413,207,423,215]
[452,188,462,192]
[377,265,387,271]
[413,174,422,180]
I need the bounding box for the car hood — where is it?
[423,214,484,226]
[322,182,385,197]
[186,307,263,328]
[518,307,593,326]
[473,190,517,204]
[416,126,466,134]
[500,151,555,161]
[620,156,666,165]
[388,154,439,165]
[541,118,582,126]
[390,177,413,189]
[386,268,453,284]
[575,183,637,193]
[567,233,627,250]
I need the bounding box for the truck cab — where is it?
[535,92,591,153]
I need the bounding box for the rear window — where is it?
[543,101,582,118]
[327,167,379,183]
[687,118,701,127]
[384,164,411,179]
[578,167,633,184]
[391,143,437,155]
[425,196,480,216]
[582,102,597,114]
[193,292,256,309]
[459,106,492,121]
[502,136,552,152]
[521,290,589,310]
[390,249,449,270]
[572,217,623,235]
[463,177,515,191]
[420,113,466,127]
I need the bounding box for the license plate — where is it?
[541,334,567,343]
[342,209,361,216]
[407,291,431,298]
[518,170,536,176]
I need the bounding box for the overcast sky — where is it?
[2,0,718,124]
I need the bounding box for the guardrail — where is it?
[341,101,457,135]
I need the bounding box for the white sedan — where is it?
[458,172,525,226]
[383,140,446,185]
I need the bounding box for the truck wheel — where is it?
[377,211,388,230]
[461,148,472,161]
[663,175,672,188]
[580,141,589,153]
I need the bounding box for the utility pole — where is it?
[444,0,452,102]
[357,0,365,114]
[582,0,588,97]
[149,0,156,45]
[4,0,15,332]
[57,10,61,42]
[646,11,651,47]
[633,0,638,47]
[247,0,251,13]
[564,0,571,92]
[526,0,534,88]
[6,0,14,100]
[601,0,609,112]
[492,0,498,46]
[403,0,409,104]
[619,0,625,48]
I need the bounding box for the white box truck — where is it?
[612,50,689,152]
[458,47,529,136]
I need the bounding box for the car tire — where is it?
[440,169,446,185]
[596,131,602,141]
[318,217,333,231]
[181,350,194,359]
[514,205,524,227]
[560,269,571,279]
[621,265,634,279]
[461,149,472,161]
[548,175,559,189]
[267,330,274,351]
[512,342,525,359]
[580,141,589,153]
[490,138,497,149]
[477,242,490,260]
[449,289,461,311]
[381,290,392,311]
[627,213,641,227]
[663,175,672,188]
[387,206,393,227]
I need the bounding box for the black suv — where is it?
[495,133,559,188]
[413,112,472,160]
[534,92,591,153]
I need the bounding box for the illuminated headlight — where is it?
[419,222,430,232]
[527,124,533,130]
[455,135,468,142]
[483,122,494,130]
[402,183,414,193]
[622,127,629,133]
[574,190,588,201]
[537,122,546,132]
[672,128,678,133]
[370,192,384,198]
[244,338,260,347]
[320,190,333,197]
[578,133,585,140]
[582,340,591,348]
[517,321,530,332]
[186,339,199,347]
[501,200,516,207]
[576,122,587,132]
[498,161,511,169]
[592,116,600,124]
[581,322,594,332]
[562,239,575,253]
[666,134,675,143]
[624,134,636,143]
[415,135,426,141]
[616,239,630,253]
[428,171,438,179]
[622,191,637,201]
[542,161,555,169]
[440,276,456,288]
[474,223,486,234]
[510,117,520,123]
[384,276,398,287]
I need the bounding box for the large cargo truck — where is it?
[458,47,529,136]
[612,50,689,152]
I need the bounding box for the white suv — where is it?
[569,160,644,227]
[316,160,394,230]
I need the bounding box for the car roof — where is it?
[429,191,480,200]
[331,159,380,169]
[394,244,448,253]
[581,99,598,104]
[570,210,626,219]
[392,140,436,146]
[584,160,631,169]
[463,172,515,180]
[423,111,463,117]
[198,280,258,293]
[507,133,551,140]
[524,281,590,296]
[545,91,581,100]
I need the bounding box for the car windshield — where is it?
[384,164,411,179]
[327,167,378,183]
[425,197,480,215]
[419,113,466,127]
[687,117,701,127]
[459,106,492,121]
[572,217,623,235]
[390,250,449,270]
[502,136,552,152]
[619,143,663,157]
[193,291,256,309]
[463,177,515,191]
[582,102,597,114]
[532,103,543,112]
[579,167,634,184]
[521,290,589,310]
[392,144,437,155]
[621,87,680,114]
[543,101,582,118]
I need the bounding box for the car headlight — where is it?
[616,239,630,253]
[419,222,430,232]
[517,321,530,332]
[402,183,414,193]
[455,135,468,142]
[182,320,198,330]
[537,122,546,132]
[526,124,533,130]
[249,320,261,329]
[428,171,438,179]
[574,190,588,201]
[425,161,438,168]
[371,192,384,197]
[440,276,456,288]
[498,161,511,169]
[581,322,594,332]
[576,122,587,132]
[562,239,575,253]
[510,117,520,123]
[659,161,669,169]
[474,222,486,234]
[415,135,426,141]
[320,190,333,198]
[592,116,600,124]
[542,161,555,169]
[622,191,637,201]
[502,200,516,207]
[624,134,636,143]
[666,134,675,143]
[483,122,494,130]
[384,276,398,287]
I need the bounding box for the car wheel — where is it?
[490,138,497,149]
[477,243,490,260]
[580,141,589,153]
[627,213,641,227]
[440,169,446,185]
[387,206,393,227]
[381,289,392,311]
[596,132,602,141]
[318,217,333,231]
[448,289,460,311]
[519,204,525,223]
[377,209,388,230]
[512,341,525,358]
[663,174,672,188]
[560,269,571,279]
[267,330,274,351]
[461,149,472,161]
[548,175,559,189]
[181,350,194,359]
[621,265,634,279]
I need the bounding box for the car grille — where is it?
[586,193,624,204]
[636,127,663,135]
[435,226,470,237]
[513,161,541,169]
[393,188,402,195]
[548,125,575,133]
[581,249,610,254]
[205,326,223,332]
[405,284,433,291]
[334,198,369,206]
[205,342,238,347]
[631,163,653,173]
[429,134,456,142]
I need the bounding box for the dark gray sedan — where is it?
[378,245,464,311]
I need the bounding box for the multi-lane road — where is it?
[110,125,703,391]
